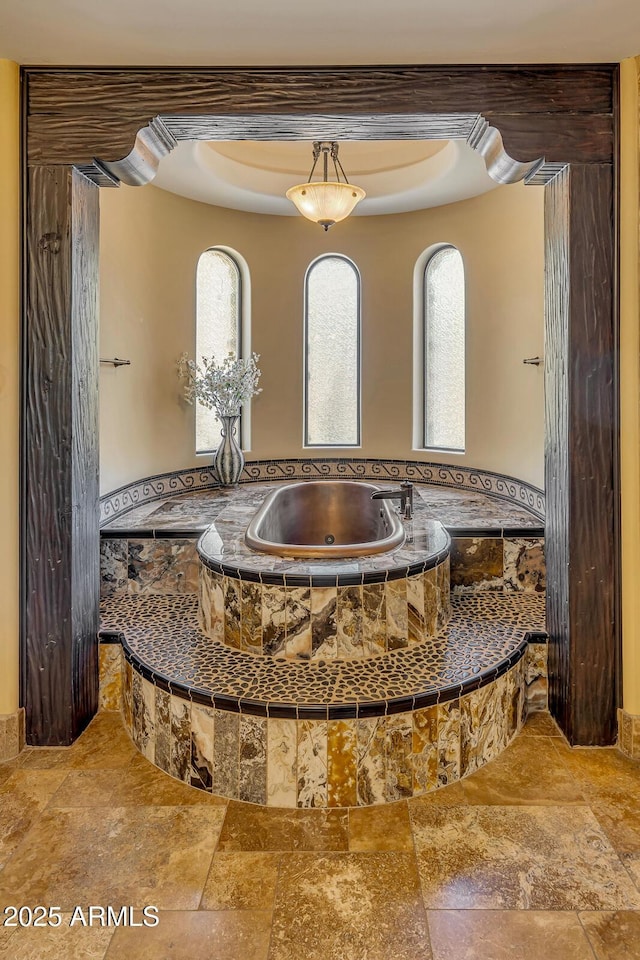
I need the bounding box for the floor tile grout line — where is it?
[406,795,438,959]
[265,853,285,959]
[195,801,230,912]
[0,766,86,880]
[575,910,607,960]
[5,712,640,959]
[546,738,596,807]
[602,838,640,895]
[100,924,118,960]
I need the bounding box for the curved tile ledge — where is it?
[196,489,451,586]
[100,458,545,526]
[100,593,547,807]
[195,486,452,661]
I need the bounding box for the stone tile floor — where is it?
[0,711,639,959]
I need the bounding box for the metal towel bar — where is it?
[100,358,131,367]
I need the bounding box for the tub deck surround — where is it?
[199,561,452,662]
[196,484,451,584]
[194,482,452,660]
[99,591,546,807]
[100,473,545,537]
[97,471,547,805]
[99,480,545,602]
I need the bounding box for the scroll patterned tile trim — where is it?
[100,458,545,525]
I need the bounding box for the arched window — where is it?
[195,247,242,453]
[304,255,361,447]
[423,245,465,451]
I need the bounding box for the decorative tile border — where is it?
[618,708,640,759]
[100,458,545,525]
[199,558,451,662]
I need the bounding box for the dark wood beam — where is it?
[25,65,614,170]
[24,65,615,116]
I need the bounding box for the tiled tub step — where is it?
[99,593,547,807]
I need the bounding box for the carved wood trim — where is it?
[20,64,620,746]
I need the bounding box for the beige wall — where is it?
[621,56,640,715]
[0,61,20,715]
[100,179,545,494]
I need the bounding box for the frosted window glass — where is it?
[424,246,465,451]
[305,256,360,446]
[195,249,241,453]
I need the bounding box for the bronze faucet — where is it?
[371,481,413,520]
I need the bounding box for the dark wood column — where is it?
[545,163,617,745]
[24,166,100,745]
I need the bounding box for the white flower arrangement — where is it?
[177,352,262,418]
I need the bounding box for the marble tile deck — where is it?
[101,481,544,536]
[1,711,639,959]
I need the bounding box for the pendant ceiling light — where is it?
[286,141,366,230]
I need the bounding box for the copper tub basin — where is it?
[244,481,406,559]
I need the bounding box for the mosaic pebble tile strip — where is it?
[198,560,451,661]
[100,592,546,718]
[99,458,545,526]
[117,654,530,807]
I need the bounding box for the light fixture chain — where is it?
[307,141,322,183]
[331,142,350,184]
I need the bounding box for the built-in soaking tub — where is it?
[197,479,451,661]
[245,480,405,558]
[100,476,546,807]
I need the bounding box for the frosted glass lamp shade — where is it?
[286,181,366,230]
